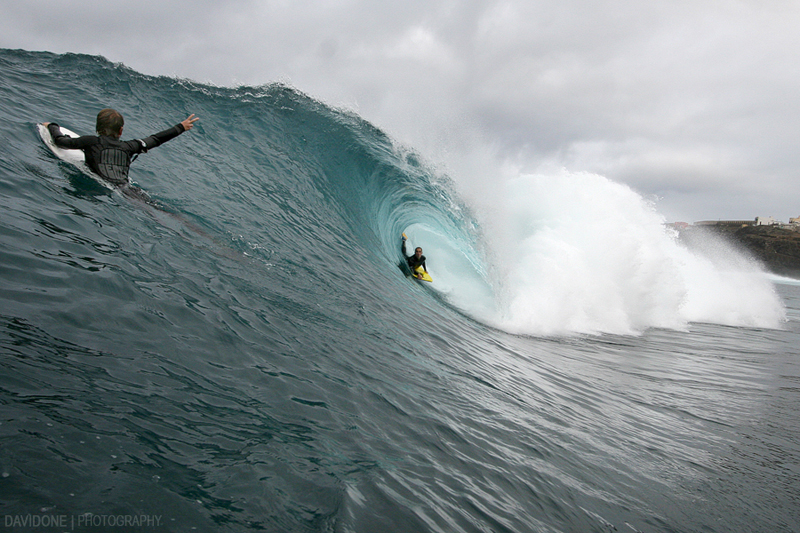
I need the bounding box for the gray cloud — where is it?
[3,0,799,222]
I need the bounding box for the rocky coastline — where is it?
[677,224,800,278]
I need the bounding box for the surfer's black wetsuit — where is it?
[402,240,427,272]
[47,122,188,187]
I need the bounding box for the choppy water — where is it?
[1,48,798,532]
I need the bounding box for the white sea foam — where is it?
[430,169,786,335]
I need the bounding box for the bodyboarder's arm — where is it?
[45,123,97,150]
[138,114,199,151]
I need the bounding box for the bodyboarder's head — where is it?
[96,108,124,138]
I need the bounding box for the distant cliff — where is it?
[679,224,800,277]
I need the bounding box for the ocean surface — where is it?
[1,48,798,533]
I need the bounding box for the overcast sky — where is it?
[3,0,799,222]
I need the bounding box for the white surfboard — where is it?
[37,123,113,189]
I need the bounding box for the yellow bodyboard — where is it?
[414,266,433,283]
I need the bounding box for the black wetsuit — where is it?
[47,122,187,187]
[402,240,427,272]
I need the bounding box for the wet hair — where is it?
[415,248,423,253]
[96,108,124,137]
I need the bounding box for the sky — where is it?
[2,0,799,223]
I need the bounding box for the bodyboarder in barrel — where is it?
[402,233,430,281]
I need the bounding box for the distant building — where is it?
[790,215,800,226]
[755,216,778,226]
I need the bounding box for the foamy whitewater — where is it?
[410,168,784,335]
[1,49,798,533]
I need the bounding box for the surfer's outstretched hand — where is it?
[181,114,200,131]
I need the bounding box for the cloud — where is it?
[2,0,800,222]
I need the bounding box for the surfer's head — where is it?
[415,247,423,257]
[96,108,124,138]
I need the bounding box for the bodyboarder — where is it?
[43,109,199,198]
[402,233,429,280]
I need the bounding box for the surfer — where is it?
[402,233,428,280]
[42,109,199,192]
